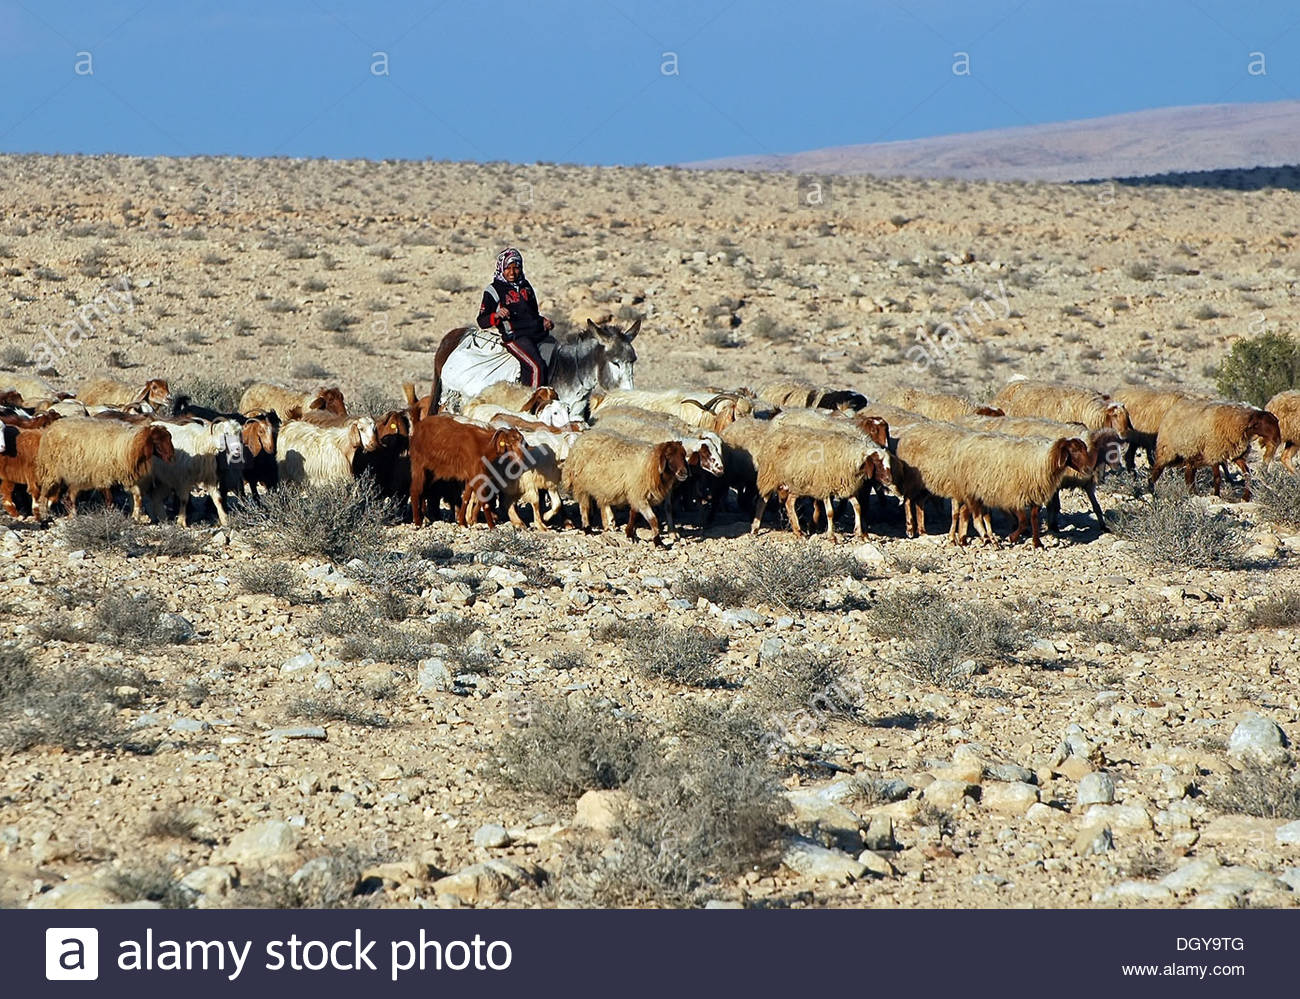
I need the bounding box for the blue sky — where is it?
[1,0,1299,164]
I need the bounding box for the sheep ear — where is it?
[350,424,362,449]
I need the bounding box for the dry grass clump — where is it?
[677,540,863,610]
[176,375,243,413]
[225,848,375,909]
[287,694,389,729]
[59,508,206,557]
[1110,492,1252,570]
[1240,592,1300,630]
[231,561,312,603]
[501,698,789,906]
[232,477,394,563]
[1210,760,1300,819]
[598,620,726,687]
[748,646,860,719]
[0,660,151,753]
[496,696,653,800]
[865,587,1026,689]
[1253,467,1300,531]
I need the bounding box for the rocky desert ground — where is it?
[2,154,1300,910]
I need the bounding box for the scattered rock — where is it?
[982,781,1039,815]
[472,824,511,849]
[218,820,301,864]
[573,789,638,835]
[1082,803,1151,833]
[1276,820,1300,846]
[862,814,895,852]
[1227,714,1288,764]
[1077,771,1115,807]
[280,652,315,674]
[922,780,977,809]
[1073,825,1113,857]
[180,865,234,898]
[432,860,536,904]
[28,881,120,909]
[782,838,868,883]
[264,726,326,741]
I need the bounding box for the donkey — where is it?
[429,318,639,417]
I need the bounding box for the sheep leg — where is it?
[822,498,836,539]
[1148,459,1168,491]
[624,507,638,540]
[601,504,616,532]
[1029,505,1043,548]
[507,503,526,530]
[129,486,147,522]
[1083,483,1107,531]
[1183,464,1197,494]
[1282,444,1298,474]
[1124,441,1138,474]
[784,492,804,537]
[947,502,963,546]
[750,493,769,534]
[209,485,229,527]
[642,506,663,543]
[1007,507,1030,545]
[1210,463,1222,497]
[1234,456,1253,501]
[1045,490,1061,531]
[848,495,866,538]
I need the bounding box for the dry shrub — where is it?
[232,477,394,563]
[865,587,1026,689]
[496,696,652,800]
[1253,467,1300,531]
[1110,493,1251,570]
[1210,760,1300,819]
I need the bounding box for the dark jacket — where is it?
[477,278,543,341]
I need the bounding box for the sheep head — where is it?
[657,441,690,483]
[490,427,528,464]
[859,448,893,487]
[1248,409,1282,448]
[311,387,347,416]
[1103,401,1131,436]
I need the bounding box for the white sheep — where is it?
[277,417,379,487]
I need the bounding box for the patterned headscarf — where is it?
[493,247,524,286]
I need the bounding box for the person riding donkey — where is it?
[477,247,555,388]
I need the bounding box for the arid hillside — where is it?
[2,155,1299,911]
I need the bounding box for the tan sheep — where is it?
[34,418,175,521]
[874,385,1003,421]
[1264,389,1300,472]
[561,430,690,541]
[468,382,559,415]
[80,377,172,410]
[593,388,752,435]
[1151,399,1281,500]
[749,420,892,539]
[0,373,61,406]
[959,413,1120,532]
[992,377,1131,435]
[896,422,1089,546]
[238,383,347,421]
[1110,385,1206,470]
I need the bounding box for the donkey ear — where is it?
[585,318,602,337]
[624,318,641,341]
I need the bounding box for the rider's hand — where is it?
[542,317,554,332]
[495,305,511,322]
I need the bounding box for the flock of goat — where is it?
[1,369,1298,548]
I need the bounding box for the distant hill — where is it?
[685,101,1300,183]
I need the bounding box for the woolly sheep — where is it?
[277,417,379,487]
[749,419,892,539]
[874,385,1003,421]
[1151,399,1280,500]
[34,418,175,521]
[992,377,1131,435]
[561,430,689,541]
[1264,390,1300,473]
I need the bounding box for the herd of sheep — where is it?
[1,369,1298,548]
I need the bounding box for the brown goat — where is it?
[408,413,528,527]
